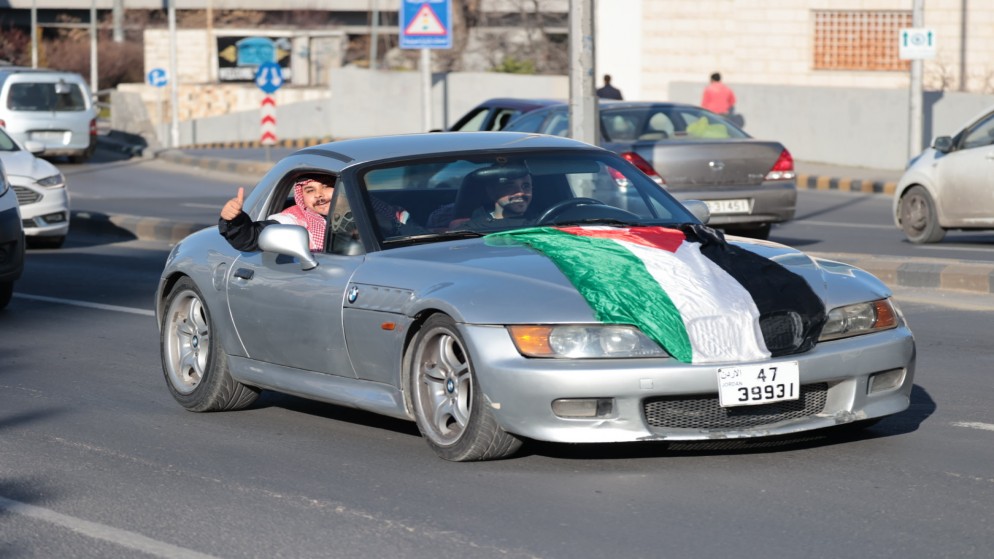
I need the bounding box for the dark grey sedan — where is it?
[504,101,796,239]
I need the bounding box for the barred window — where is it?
[813,11,912,71]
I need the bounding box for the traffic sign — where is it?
[899,28,936,60]
[254,62,284,94]
[147,68,168,88]
[400,0,452,49]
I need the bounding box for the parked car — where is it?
[0,158,25,309]
[504,101,796,239]
[893,106,994,244]
[0,125,69,248]
[0,67,98,163]
[443,97,562,132]
[156,132,915,462]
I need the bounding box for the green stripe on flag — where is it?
[489,228,693,362]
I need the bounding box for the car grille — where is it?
[13,185,41,205]
[643,382,829,430]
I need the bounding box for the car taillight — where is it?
[621,152,666,186]
[0,119,5,128]
[89,118,97,136]
[764,149,795,181]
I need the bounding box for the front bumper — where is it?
[463,323,915,443]
[14,184,70,238]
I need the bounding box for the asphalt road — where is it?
[3,233,994,558]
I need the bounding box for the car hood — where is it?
[0,150,60,181]
[354,235,890,325]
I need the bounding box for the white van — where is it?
[0,68,98,163]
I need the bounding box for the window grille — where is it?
[813,11,912,71]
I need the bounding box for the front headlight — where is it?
[507,325,668,358]
[37,173,66,188]
[818,299,898,341]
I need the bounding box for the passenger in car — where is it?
[219,175,334,252]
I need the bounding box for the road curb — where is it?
[811,252,994,295]
[796,174,897,195]
[156,150,276,177]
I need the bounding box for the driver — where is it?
[464,165,534,228]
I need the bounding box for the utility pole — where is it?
[909,0,924,159]
[370,0,379,70]
[31,0,38,68]
[90,0,98,93]
[113,0,124,42]
[568,0,598,145]
[168,0,180,148]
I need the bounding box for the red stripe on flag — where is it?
[556,226,686,253]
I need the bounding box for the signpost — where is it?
[399,0,452,131]
[146,68,168,147]
[902,2,930,159]
[254,62,284,159]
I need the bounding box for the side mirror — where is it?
[258,224,319,270]
[682,200,711,224]
[932,136,954,153]
[23,140,45,155]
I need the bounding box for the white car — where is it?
[894,106,994,243]
[0,126,69,248]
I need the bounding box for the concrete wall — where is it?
[671,81,994,170]
[174,68,569,146]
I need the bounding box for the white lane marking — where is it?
[914,245,994,254]
[0,496,219,559]
[797,220,893,230]
[183,203,223,209]
[13,293,155,317]
[951,421,994,432]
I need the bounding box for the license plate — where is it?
[717,361,800,407]
[31,131,67,143]
[704,199,751,214]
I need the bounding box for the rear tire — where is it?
[0,281,12,310]
[27,235,65,249]
[408,314,522,461]
[899,186,945,244]
[160,277,258,412]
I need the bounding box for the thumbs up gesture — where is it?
[220,187,245,221]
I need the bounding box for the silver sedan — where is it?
[156,132,915,461]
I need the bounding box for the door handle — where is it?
[233,268,254,280]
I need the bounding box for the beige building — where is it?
[598,0,991,101]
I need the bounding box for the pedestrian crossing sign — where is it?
[400,0,452,49]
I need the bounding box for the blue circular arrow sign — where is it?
[147,68,168,88]
[254,62,284,94]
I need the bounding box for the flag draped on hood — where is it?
[487,224,825,364]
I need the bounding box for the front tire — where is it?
[899,186,945,244]
[408,314,522,461]
[160,277,258,412]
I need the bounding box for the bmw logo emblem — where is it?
[347,285,359,304]
[446,379,455,393]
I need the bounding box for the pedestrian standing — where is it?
[701,72,736,115]
[596,74,624,100]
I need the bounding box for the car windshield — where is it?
[0,128,18,152]
[6,81,87,112]
[359,149,699,247]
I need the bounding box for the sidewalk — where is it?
[74,138,994,296]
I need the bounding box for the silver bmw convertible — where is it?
[155,132,916,461]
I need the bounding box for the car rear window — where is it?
[6,82,88,112]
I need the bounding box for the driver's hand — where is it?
[220,187,245,221]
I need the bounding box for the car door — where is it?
[225,187,362,378]
[936,113,994,225]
